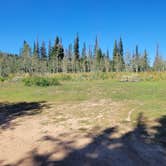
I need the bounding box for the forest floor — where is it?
[0,79,166,165]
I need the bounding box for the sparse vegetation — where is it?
[0,72,165,122]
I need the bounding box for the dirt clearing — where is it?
[0,100,166,166]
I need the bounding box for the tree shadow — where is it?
[0,101,48,129]
[13,113,166,166]
[131,112,149,138]
[153,115,166,147]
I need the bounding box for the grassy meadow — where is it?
[0,72,166,122]
[1,72,166,165]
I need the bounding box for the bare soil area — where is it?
[0,100,166,166]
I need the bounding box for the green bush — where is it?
[0,77,5,82]
[23,77,60,87]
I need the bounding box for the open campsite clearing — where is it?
[0,75,166,165]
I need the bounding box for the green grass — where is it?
[0,77,166,120]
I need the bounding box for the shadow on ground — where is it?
[153,115,166,147]
[0,101,48,129]
[13,113,166,166]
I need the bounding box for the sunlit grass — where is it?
[0,72,166,121]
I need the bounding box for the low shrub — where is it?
[23,77,60,87]
[0,77,5,82]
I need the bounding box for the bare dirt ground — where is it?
[0,100,166,166]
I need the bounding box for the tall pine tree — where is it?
[118,37,125,70]
[94,36,99,58]
[33,40,40,59]
[112,40,118,71]
[142,49,149,71]
[48,40,52,60]
[74,34,80,61]
[57,40,64,60]
[82,42,86,59]
[40,41,47,60]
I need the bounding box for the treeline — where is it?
[0,35,166,77]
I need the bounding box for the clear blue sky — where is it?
[0,0,166,62]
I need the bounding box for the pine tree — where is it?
[118,37,125,70]
[106,49,109,59]
[21,41,31,58]
[142,49,149,71]
[105,49,110,72]
[74,34,80,61]
[32,42,38,73]
[133,45,140,72]
[153,44,165,71]
[81,42,87,72]
[135,45,140,72]
[36,40,40,58]
[112,40,118,71]
[55,36,60,45]
[135,45,139,60]
[88,46,93,72]
[33,42,37,57]
[82,42,86,59]
[96,48,102,63]
[48,40,52,60]
[20,41,32,73]
[68,44,73,60]
[66,44,73,72]
[33,40,40,59]
[52,36,60,58]
[94,36,99,58]
[40,41,47,60]
[57,42,64,60]
[53,36,60,57]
